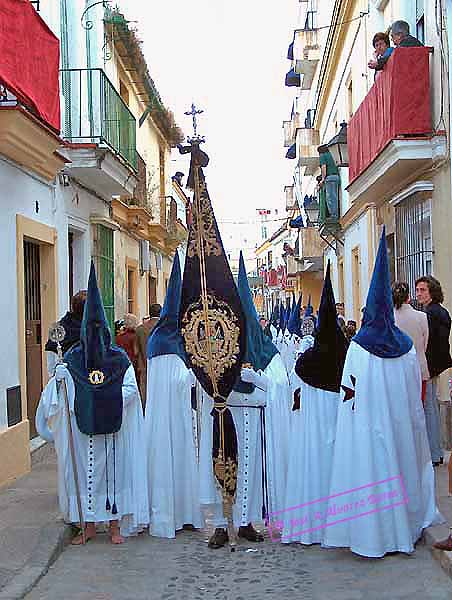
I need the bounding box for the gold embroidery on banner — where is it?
[214,452,237,500]
[181,293,241,390]
[187,179,222,258]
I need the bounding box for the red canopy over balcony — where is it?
[348,47,431,183]
[0,0,60,132]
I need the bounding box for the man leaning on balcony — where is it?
[318,145,340,220]
[371,20,423,72]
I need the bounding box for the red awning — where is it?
[348,47,431,183]
[0,0,60,133]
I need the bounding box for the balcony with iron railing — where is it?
[60,68,137,170]
[293,27,320,90]
[347,47,445,206]
[285,185,297,211]
[283,112,304,147]
[296,126,320,175]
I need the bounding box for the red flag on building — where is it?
[0,0,60,132]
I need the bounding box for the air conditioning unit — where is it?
[139,240,151,273]
[155,252,163,271]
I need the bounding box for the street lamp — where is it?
[304,196,320,226]
[327,121,348,167]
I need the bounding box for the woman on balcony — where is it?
[368,32,393,77]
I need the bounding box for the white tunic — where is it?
[282,376,339,544]
[145,355,203,538]
[199,354,291,527]
[36,365,149,537]
[322,342,442,557]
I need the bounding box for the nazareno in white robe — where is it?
[282,372,340,545]
[199,354,291,528]
[145,354,203,537]
[36,365,149,536]
[322,342,443,557]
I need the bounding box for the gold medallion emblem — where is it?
[182,293,241,390]
[88,370,105,385]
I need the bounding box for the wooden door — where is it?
[24,241,42,439]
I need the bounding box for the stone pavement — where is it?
[2,443,452,599]
[0,443,71,600]
[23,523,452,600]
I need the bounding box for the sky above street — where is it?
[117,0,298,241]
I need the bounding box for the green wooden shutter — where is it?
[92,224,115,334]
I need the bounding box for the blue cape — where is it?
[65,261,129,436]
[296,262,348,392]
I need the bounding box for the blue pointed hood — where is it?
[296,261,348,392]
[237,252,278,371]
[147,252,188,364]
[278,302,285,332]
[65,261,130,436]
[80,260,112,371]
[270,300,279,328]
[305,295,313,317]
[283,296,291,333]
[354,228,412,358]
[288,294,302,336]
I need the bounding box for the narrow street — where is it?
[25,524,452,600]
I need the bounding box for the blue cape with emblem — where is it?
[65,261,130,436]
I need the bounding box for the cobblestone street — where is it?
[26,525,452,600]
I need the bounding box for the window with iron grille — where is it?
[416,0,425,43]
[395,193,432,299]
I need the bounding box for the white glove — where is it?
[55,364,68,382]
[241,368,269,392]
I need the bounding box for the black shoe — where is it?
[208,528,228,549]
[238,524,265,542]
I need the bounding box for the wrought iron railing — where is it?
[60,68,137,170]
[130,152,147,206]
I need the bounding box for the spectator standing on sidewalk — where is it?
[116,313,139,375]
[45,290,87,376]
[415,276,452,466]
[135,304,161,409]
[392,282,429,403]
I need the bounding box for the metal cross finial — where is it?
[184,103,204,140]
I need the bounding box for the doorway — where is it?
[148,275,157,311]
[24,240,42,439]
